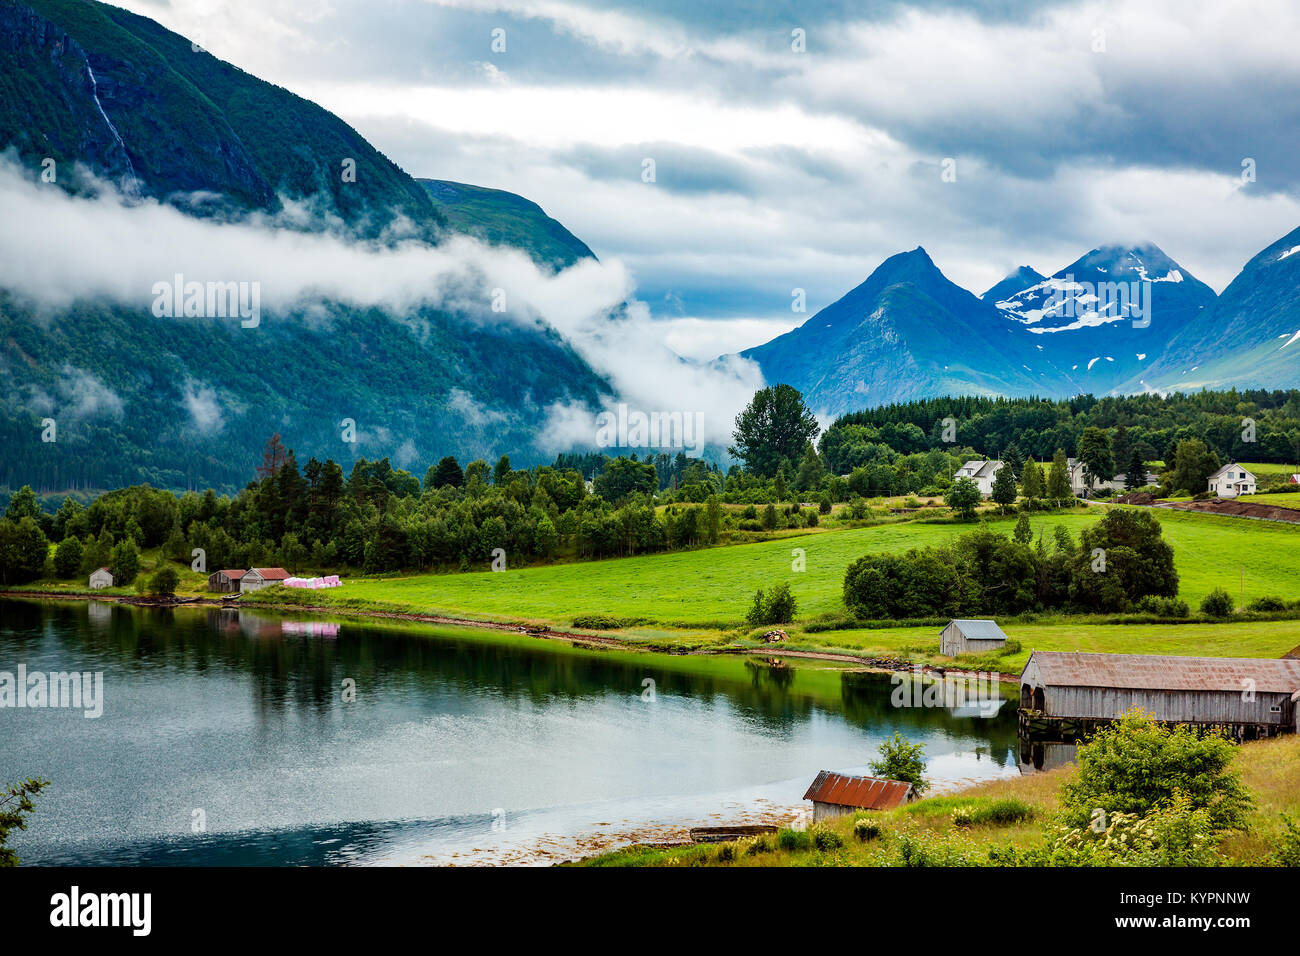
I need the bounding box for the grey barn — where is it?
[939,619,1008,657]
[1019,650,1300,739]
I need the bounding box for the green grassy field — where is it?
[776,618,1300,672]
[310,506,1300,629]
[1239,492,1300,508]
[1241,462,1300,475]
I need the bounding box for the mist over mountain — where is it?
[0,0,615,492]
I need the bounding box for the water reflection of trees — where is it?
[839,671,1020,763]
[3,600,1014,758]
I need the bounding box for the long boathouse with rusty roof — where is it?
[1018,650,1300,740]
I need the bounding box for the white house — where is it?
[240,567,291,593]
[954,459,1003,497]
[88,567,114,590]
[1208,464,1256,498]
[1066,457,1157,496]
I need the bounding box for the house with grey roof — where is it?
[939,619,1008,656]
[953,459,1003,497]
[1208,463,1256,498]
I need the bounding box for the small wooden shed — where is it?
[208,569,246,593]
[940,619,1008,657]
[239,567,290,593]
[802,771,915,822]
[88,567,114,590]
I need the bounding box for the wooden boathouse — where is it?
[1018,651,1300,740]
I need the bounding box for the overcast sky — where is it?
[117,0,1300,358]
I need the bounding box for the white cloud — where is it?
[182,382,224,433]
[0,158,766,452]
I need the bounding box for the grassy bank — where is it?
[254,507,1300,628]
[579,733,1300,867]
[15,503,1300,673]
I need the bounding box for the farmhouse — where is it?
[1019,650,1300,740]
[1065,458,1158,497]
[1208,464,1256,498]
[939,619,1008,656]
[802,771,915,822]
[954,459,1003,497]
[208,569,246,593]
[239,567,291,593]
[88,567,113,590]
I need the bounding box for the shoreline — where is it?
[0,588,1021,682]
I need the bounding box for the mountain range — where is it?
[741,236,1298,415]
[0,0,1297,493]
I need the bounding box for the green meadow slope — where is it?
[287,506,1300,629]
[253,509,1300,650]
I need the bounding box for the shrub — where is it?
[571,613,647,629]
[1136,595,1190,617]
[713,842,737,863]
[1059,709,1250,835]
[975,797,1035,825]
[776,827,811,852]
[891,833,977,867]
[744,835,773,856]
[145,566,180,596]
[810,825,843,851]
[1200,588,1236,618]
[1247,595,1287,612]
[952,807,974,828]
[1273,814,1300,867]
[745,582,797,626]
[1047,795,1221,867]
[818,494,832,515]
[805,510,819,527]
[853,818,883,842]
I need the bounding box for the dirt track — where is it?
[1153,497,1300,524]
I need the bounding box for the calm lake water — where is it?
[0,598,1024,866]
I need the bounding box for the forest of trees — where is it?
[821,389,1300,476]
[842,510,1182,619]
[2,385,1296,588]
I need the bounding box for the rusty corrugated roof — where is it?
[216,569,247,578]
[802,771,913,809]
[252,567,290,580]
[1027,651,1300,694]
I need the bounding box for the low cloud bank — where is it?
[0,158,764,456]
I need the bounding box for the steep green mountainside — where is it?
[420,179,595,269]
[1,0,444,237]
[0,0,612,493]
